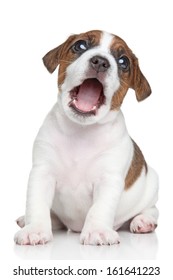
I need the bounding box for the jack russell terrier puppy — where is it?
[14,30,159,246]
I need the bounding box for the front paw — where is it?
[14,224,53,245]
[80,227,120,245]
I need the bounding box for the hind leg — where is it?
[16,216,25,228]
[130,206,158,233]
[16,211,66,231]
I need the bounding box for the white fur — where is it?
[14,31,159,246]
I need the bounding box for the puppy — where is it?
[14,30,159,246]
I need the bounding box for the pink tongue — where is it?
[76,79,102,112]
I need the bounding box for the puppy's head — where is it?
[43,30,151,125]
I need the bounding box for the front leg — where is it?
[80,175,123,245]
[14,165,56,245]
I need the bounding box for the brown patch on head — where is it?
[125,140,147,190]
[42,30,102,89]
[110,35,152,110]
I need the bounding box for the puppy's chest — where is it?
[54,120,126,189]
[53,131,111,213]
[56,126,113,178]
[56,147,99,193]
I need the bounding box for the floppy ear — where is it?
[131,59,152,101]
[42,43,64,73]
[42,34,77,73]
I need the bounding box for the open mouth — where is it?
[69,78,105,116]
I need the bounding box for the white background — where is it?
[0,0,173,278]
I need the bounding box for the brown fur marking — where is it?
[125,140,147,190]
[110,35,151,110]
[42,30,102,88]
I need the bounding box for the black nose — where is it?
[90,55,110,72]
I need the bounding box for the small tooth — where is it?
[92,105,98,115]
[68,99,76,107]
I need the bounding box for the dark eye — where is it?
[117,56,129,71]
[72,40,88,53]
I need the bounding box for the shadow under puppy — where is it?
[15,30,159,245]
